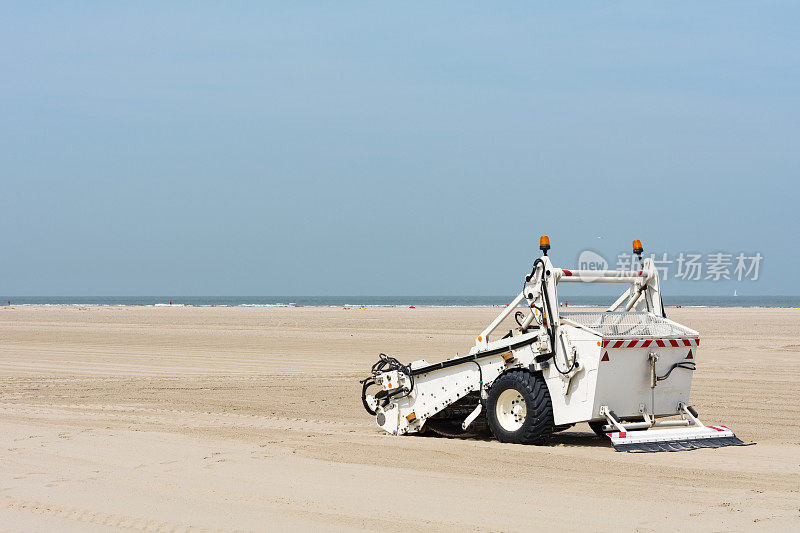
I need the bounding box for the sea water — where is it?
[1,295,798,308]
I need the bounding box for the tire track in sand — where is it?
[2,496,242,532]
[0,403,369,436]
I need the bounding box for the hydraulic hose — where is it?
[469,360,484,403]
[530,257,577,375]
[657,361,696,381]
[361,378,377,415]
[360,353,414,415]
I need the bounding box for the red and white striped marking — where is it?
[602,338,700,348]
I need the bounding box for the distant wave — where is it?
[2,296,798,308]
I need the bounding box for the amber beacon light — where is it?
[539,235,551,255]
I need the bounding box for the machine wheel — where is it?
[588,421,608,438]
[486,370,553,445]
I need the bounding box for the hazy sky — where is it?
[2,3,798,296]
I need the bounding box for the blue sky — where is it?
[2,2,798,296]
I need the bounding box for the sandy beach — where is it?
[0,305,798,532]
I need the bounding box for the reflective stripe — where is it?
[601,338,700,348]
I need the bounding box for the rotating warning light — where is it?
[540,236,551,255]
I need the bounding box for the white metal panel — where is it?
[591,345,694,419]
[542,325,601,425]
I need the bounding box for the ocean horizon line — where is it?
[2,295,799,309]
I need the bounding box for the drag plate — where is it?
[612,435,753,453]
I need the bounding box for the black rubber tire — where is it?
[588,421,608,438]
[486,370,554,445]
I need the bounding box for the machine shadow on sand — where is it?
[414,427,612,449]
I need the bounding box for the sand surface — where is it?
[0,305,798,532]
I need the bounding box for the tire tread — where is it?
[486,370,554,445]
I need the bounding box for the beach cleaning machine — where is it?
[361,238,748,452]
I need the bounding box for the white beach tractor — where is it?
[361,238,748,452]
